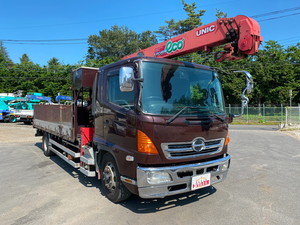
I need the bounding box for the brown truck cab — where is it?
[34,57,252,202]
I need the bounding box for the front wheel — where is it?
[101,153,131,203]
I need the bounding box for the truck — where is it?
[8,93,52,124]
[0,96,14,122]
[0,93,22,122]
[33,15,262,202]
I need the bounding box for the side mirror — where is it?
[232,71,254,117]
[119,67,134,92]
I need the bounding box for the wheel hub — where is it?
[103,162,117,192]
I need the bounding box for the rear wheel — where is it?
[101,153,131,203]
[42,133,53,156]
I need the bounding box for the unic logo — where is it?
[166,39,185,53]
[196,25,215,37]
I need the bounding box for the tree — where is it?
[176,0,206,33]
[0,41,13,65]
[137,31,158,50]
[0,42,14,93]
[85,56,117,68]
[155,19,178,41]
[47,57,61,67]
[155,0,205,40]
[212,40,300,106]
[249,41,296,105]
[87,25,157,62]
[215,9,227,18]
[285,43,300,104]
[38,58,74,98]
[20,54,32,65]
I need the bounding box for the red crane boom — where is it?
[122,15,262,62]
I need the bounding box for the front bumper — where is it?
[136,154,230,199]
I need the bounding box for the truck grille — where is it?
[161,138,224,160]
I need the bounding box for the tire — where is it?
[24,121,32,125]
[42,132,54,156]
[101,153,131,203]
[9,116,17,123]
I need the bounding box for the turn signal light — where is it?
[225,136,230,146]
[137,130,158,154]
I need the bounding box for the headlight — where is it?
[147,171,172,185]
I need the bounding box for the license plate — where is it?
[191,173,211,190]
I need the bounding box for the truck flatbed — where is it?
[34,104,74,141]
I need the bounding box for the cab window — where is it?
[107,69,134,109]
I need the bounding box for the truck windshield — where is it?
[140,61,225,116]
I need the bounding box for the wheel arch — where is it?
[94,144,120,171]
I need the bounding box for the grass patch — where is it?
[231,121,280,125]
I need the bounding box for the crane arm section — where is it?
[122,15,262,62]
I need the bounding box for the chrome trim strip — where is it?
[205,143,222,150]
[166,147,192,152]
[138,154,230,173]
[79,167,96,177]
[49,146,80,168]
[49,139,80,158]
[80,156,95,165]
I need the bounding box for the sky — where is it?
[1,0,299,66]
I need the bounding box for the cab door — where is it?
[101,66,136,154]
[94,71,104,138]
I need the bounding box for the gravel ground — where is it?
[0,123,300,225]
[0,122,41,143]
[282,129,300,140]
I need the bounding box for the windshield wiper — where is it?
[166,106,204,124]
[166,106,225,124]
[166,106,189,124]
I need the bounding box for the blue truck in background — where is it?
[0,94,21,122]
[8,93,52,124]
[0,92,53,124]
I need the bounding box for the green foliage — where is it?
[248,41,299,105]
[0,41,13,65]
[175,0,206,33]
[0,57,74,99]
[155,0,205,40]
[47,57,60,67]
[87,25,157,61]
[215,9,227,18]
[19,54,32,65]
[155,19,178,41]
[85,56,116,68]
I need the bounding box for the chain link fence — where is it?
[225,105,300,126]
[285,107,300,127]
